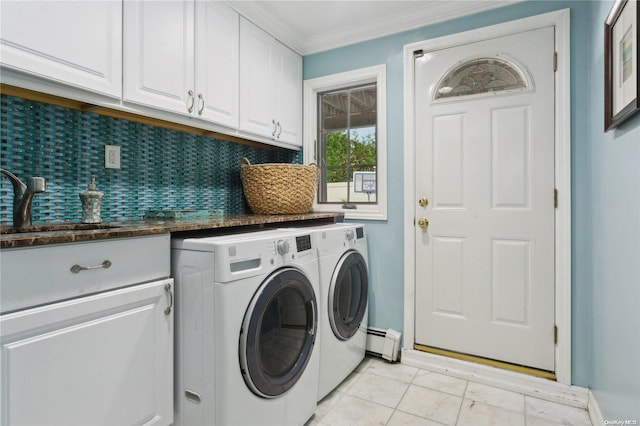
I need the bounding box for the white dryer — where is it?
[305,223,369,401]
[171,229,320,426]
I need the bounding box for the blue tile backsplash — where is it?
[0,95,300,224]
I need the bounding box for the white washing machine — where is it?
[315,223,369,400]
[285,223,369,401]
[171,229,320,426]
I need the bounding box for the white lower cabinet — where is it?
[0,278,174,426]
[0,234,173,426]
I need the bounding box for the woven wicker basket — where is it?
[240,157,318,214]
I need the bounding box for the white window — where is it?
[303,65,387,220]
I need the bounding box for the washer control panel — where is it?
[270,234,314,262]
[276,239,290,255]
[295,234,312,252]
[345,229,355,241]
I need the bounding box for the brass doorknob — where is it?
[417,218,429,229]
[418,197,428,207]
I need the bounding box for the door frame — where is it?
[402,9,572,386]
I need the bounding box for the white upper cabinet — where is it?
[124,0,239,128]
[0,0,122,98]
[124,0,195,115]
[275,43,304,146]
[240,17,302,147]
[239,18,276,138]
[195,1,239,128]
[1,1,300,148]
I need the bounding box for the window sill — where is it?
[312,204,387,221]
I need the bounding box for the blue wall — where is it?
[587,2,640,421]
[305,0,640,419]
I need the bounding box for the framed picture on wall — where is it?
[605,0,639,131]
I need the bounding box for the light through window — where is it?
[317,84,377,205]
[304,64,386,220]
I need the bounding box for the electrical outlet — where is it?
[105,145,120,169]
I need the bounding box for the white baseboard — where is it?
[588,390,604,426]
[401,349,589,409]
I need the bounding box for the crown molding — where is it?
[226,1,520,55]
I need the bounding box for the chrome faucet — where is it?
[1,169,46,228]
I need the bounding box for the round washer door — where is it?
[240,267,317,398]
[328,250,368,340]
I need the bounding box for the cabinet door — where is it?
[274,42,303,146]
[124,0,195,115]
[0,279,174,426]
[239,17,276,139]
[195,2,239,128]
[0,1,122,98]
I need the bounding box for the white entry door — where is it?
[414,26,556,371]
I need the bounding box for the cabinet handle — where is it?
[272,119,277,137]
[276,121,282,138]
[70,260,112,274]
[187,89,195,113]
[197,93,205,115]
[164,283,173,315]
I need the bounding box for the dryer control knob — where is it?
[345,229,355,241]
[276,239,290,255]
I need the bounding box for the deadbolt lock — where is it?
[418,197,428,208]
[417,218,429,229]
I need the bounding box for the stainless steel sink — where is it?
[0,223,122,234]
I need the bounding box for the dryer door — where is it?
[329,251,369,340]
[240,267,317,398]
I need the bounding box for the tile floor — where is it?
[306,356,592,426]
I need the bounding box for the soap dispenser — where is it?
[79,175,104,223]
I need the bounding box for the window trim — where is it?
[303,65,387,220]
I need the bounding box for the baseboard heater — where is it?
[366,327,401,362]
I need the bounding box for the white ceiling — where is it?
[227,1,518,55]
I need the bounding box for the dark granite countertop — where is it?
[0,212,343,248]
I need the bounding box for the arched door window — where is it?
[435,56,530,100]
